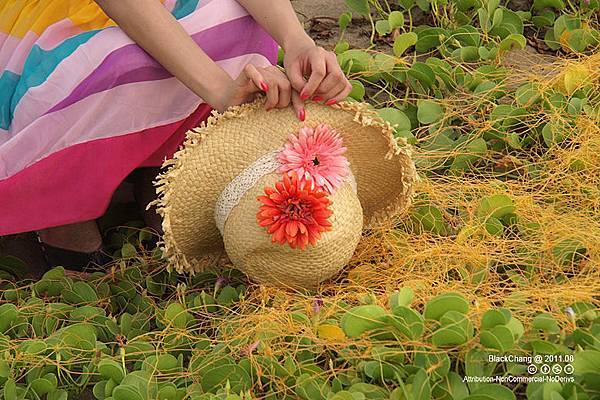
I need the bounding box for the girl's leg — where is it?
[37,221,103,253]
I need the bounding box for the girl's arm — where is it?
[234,0,314,52]
[236,0,352,104]
[94,0,291,112]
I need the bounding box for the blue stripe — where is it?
[8,30,101,125]
[171,0,200,19]
[0,71,20,130]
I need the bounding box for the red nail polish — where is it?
[260,81,269,92]
[298,108,306,121]
[313,96,323,102]
[326,99,336,106]
[300,91,309,100]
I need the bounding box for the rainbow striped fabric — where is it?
[0,0,277,235]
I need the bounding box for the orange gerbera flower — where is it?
[256,172,333,250]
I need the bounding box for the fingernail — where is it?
[298,108,306,121]
[300,91,309,100]
[260,81,269,92]
[326,99,336,106]
[312,96,323,102]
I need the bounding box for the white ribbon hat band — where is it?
[214,150,357,235]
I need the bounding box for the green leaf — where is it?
[375,20,391,36]
[435,372,469,400]
[533,0,565,10]
[552,239,587,266]
[432,310,474,346]
[390,306,425,339]
[491,8,504,29]
[31,373,58,396]
[345,0,370,16]
[467,384,516,400]
[416,28,447,53]
[485,217,504,236]
[295,373,332,400]
[388,11,404,29]
[481,309,510,329]
[378,108,414,142]
[393,32,418,56]
[48,389,68,400]
[121,243,137,258]
[499,34,526,51]
[3,378,17,400]
[409,62,436,89]
[450,138,487,171]
[417,100,443,124]
[0,304,18,333]
[515,83,541,107]
[480,325,515,352]
[541,121,566,147]
[113,384,144,400]
[424,292,469,320]
[334,41,350,55]
[476,194,515,220]
[163,302,192,329]
[532,313,560,334]
[573,350,600,374]
[341,305,388,338]
[411,205,448,235]
[348,80,365,101]
[389,287,414,309]
[412,369,431,400]
[339,12,352,31]
[98,359,125,383]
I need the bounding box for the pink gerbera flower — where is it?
[277,124,350,194]
[256,172,333,250]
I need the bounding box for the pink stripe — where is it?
[0,104,212,236]
[36,18,85,51]
[0,53,271,178]
[3,31,38,74]
[8,0,250,132]
[164,0,178,12]
[0,31,8,49]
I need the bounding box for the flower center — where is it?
[312,155,320,166]
[284,198,309,220]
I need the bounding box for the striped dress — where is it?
[0,0,277,236]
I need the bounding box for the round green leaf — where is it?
[476,194,515,220]
[417,100,444,124]
[341,305,388,338]
[98,359,125,383]
[348,80,365,100]
[345,0,370,16]
[393,32,417,56]
[388,11,404,29]
[424,293,469,320]
[113,384,144,400]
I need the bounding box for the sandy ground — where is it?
[291,0,372,50]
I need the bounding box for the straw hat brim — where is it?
[155,99,417,273]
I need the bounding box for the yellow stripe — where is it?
[0,0,116,38]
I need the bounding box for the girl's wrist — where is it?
[281,29,314,53]
[191,68,233,110]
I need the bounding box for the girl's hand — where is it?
[214,64,303,119]
[283,39,353,106]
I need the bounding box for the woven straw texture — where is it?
[155,99,416,274]
[223,173,362,289]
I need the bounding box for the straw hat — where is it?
[155,99,416,289]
